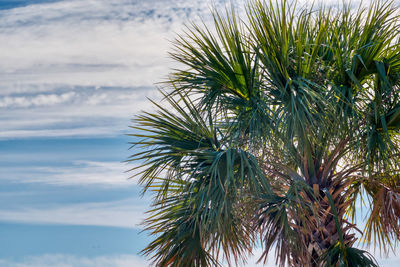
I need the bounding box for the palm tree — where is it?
[128,0,400,266]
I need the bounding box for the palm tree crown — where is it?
[128,0,400,266]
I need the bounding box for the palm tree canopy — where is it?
[128,0,400,266]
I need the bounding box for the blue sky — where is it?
[1,0,400,266]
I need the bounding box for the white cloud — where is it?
[0,254,149,267]
[0,160,143,186]
[0,0,214,89]
[29,161,138,186]
[0,127,117,139]
[0,198,147,228]
[0,86,160,139]
[227,248,275,267]
[0,92,76,108]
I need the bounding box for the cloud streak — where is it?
[0,85,159,139]
[0,160,142,186]
[0,198,147,228]
[0,0,216,89]
[0,92,76,108]
[0,254,149,267]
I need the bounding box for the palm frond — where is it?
[321,242,378,267]
[131,92,271,265]
[362,181,400,253]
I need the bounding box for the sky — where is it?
[0,0,400,266]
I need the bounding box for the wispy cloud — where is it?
[0,86,159,139]
[0,160,142,186]
[0,254,149,267]
[0,92,76,108]
[0,0,224,90]
[0,198,147,228]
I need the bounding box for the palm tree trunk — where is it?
[301,180,357,266]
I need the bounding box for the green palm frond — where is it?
[142,178,220,267]
[248,0,340,153]
[130,92,271,265]
[169,7,260,104]
[321,242,378,267]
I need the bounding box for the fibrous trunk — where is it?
[301,179,357,266]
